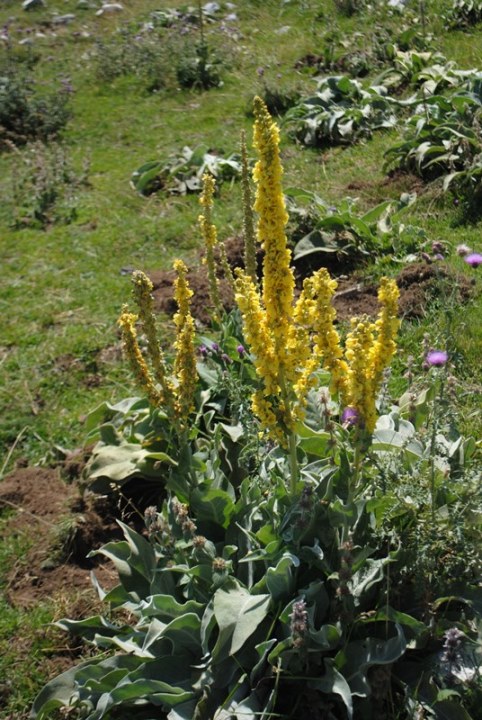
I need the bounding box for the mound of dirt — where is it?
[0,466,118,609]
[148,233,475,325]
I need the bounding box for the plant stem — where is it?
[279,367,299,496]
[288,429,299,496]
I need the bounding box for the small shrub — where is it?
[8,141,89,229]
[444,0,482,28]
[285,75,397,147]
[131,144,242,196]
[384,86,482,215]
[0,73,71,147]
[176,40,222,90]
[333,0,366,16]
[286,188,424,266]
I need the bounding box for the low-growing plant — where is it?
[444,0,482,28]
[131,144,242,196]
[94,30,171,93]
[8,140,89,229]
[286,187,424,266]
[32,99,481,720]
[333,0,367,16]
[384,86,482,213]
[285,75,397,147]
[0,72,71,147]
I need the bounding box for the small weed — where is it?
[8,140,89,229]
[0,72,71,147]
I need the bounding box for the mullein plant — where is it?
[233,97,400,493]
[121,97,400,498]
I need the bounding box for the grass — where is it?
[0,0,481,714]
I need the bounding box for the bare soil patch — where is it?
[148,234,475,324]
[0,465,118,610]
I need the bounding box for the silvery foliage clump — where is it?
[31,333,482,719]
[285,75,397,147]
[131,145,243,196]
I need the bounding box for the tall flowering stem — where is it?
[199,173,222,319]
[240,129,257,286]
[131,271,175,407]
[235,97,300,491]
[173,259,198,425]
[118,307,163,407]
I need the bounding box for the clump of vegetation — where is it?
[444,0,482,28]
[333,0,367,16]
[0,73,71,146]
[32,100,482,720]
[8,141,89,229]
[94,3,225,92]
[285,75,397,147]
[94,29,171,93]
[286,188,424,266]
[131,144,242,196]
[384,86,482,216]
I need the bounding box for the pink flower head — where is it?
[341,407,360,427]
[425,350,448,367]
[465,253,482,268]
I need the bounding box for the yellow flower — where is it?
[118,307,162,407]
[173,260,197,422]
[308,269,348,398]
[131,270,174,405]
[345,318,377,432]
[368,277,400,392]
[253,96,295,367]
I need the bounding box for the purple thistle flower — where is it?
[456,244,471,257]
[211,342,220,353]
[432,241,444,255]
[221,353,232,364]
[341,407,359,427]
[465,252,482,268]
[198,344,208,357]
[425,350,448,367]
[236,344,245,356]
[433,253,444,261]
[441,627,464,664]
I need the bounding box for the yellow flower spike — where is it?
[253,96,295,367]
[199,173,221,317]
[308,268,348,399]
[131,270,174,406]
[369,277,400,393]
[290,279,319,405]
[234,269,278,396]
[173,260,198,422]
[118,306,162,407]
[345,318,377,432]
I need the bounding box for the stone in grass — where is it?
[52,14,76,25]
[23,0,46,10]
[76,0,94,8]
[95,3,124,15]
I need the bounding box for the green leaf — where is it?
[337,623,406,696]
[190,487,235,529]
[266,554,299,602]
[140,595,204,621]
[213,580,271,659]
[31,664,81,718]
[308,659,353,719]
